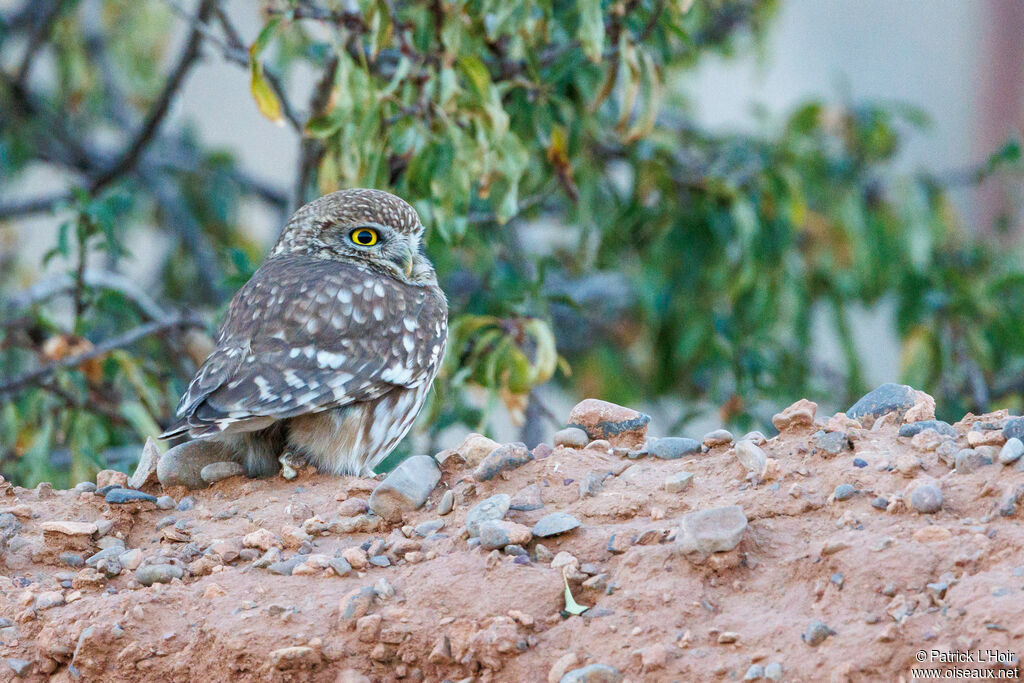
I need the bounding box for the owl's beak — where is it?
[392,244,415,279]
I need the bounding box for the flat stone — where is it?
[677,505,747,554]
[955,449,993,474]
[553,427,590,448]
[649,437,700,460]
[567,399,650,449]
[200,461,245,484]
[898,420,957,438]
[267,557,305,575]
[414,519,445,537]
[127,437,161,490]
[86,546,122,567]
[465,494,511,537]
[478,520,532,550]
[509,483,544,511]
[437,490,455,516]
[473,443,532,481]
[559,663,624,683]
[135,564,184,586]
[532,512,581,538]
[157,439,236,490]
[664,471,694,494]
[1000,437,1024,465]
[734,440,767,473]
[910,485,943,514]
[702,429,733,448]
[105,488,158,504]
[7,659,31,676]
[368,455,441,523]
[329,557,352,576]
[771,399,817,431]
[846,383,916,421]
[42,521,97,536]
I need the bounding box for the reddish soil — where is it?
[2,400,1023,682]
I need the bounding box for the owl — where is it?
[160,189,448,477]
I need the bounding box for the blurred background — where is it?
[1,0,1022,487]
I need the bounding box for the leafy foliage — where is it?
[1,0,1022,487]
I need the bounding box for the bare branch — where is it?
[0,315,204,400]
[0,192,70,220]
[4,268,171,322]
[90,0,218,193]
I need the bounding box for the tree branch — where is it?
[0,315,204,400]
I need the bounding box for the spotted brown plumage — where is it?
[160,189,448,476]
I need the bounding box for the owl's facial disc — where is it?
[339,223,418,280]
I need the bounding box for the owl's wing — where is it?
[161,255,447,439]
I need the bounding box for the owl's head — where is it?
[272,189,433,284]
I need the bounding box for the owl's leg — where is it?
[277,449,308,479]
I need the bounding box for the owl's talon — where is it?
[278,451,305,480]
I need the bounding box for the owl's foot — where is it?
[278,449,307,480]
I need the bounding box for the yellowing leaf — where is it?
[563,570,589,615]
[250,65,283,125]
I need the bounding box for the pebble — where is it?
[465,494,511,537]
[74,481,97,493]
[649,437,700,460]
[764,662,783,680]
[910,485,943,514]
[339,586,376,620]
[510,483,544,511]
[473,443,532,482]
[243,529,281,551]
[7,659,31,676]
[846,383,917,420]
[578,471,605,498]
[136,564,184,586]
[559,663,623,683]
[478,520,532,550]
[96,469,128,489]
[771,399,817,431]
[801,620,835,646]
[454,433,500,466]
[329,557,352,576]
[955,449,993,474]
[128,437,161,489]
[177,496,196,511]
[702,429,733,448]
[266,556,305,575]
[898,420,957,438]
[999,437,1024,465]
[157,439,235,489]
[812,430,850,455]
[871,497,889,510]
[437,490,455,516]
[155,495,176,510]
[119,549,143,570]
[414,519,445,537]
[833,484,856,501]
[677,505,747,554]
[200,461,245,484]
[532,512,581,538]
[853,458,867,468]
[42,521,97,536]
[368,455,441,522]
[105,488,158,504]
[553,427,590,448]
[744,665,764,680]
[734,440,767,474]
[664,471,694,493]
[60,552,84,567]
[369,555,390,567]
[567,398,650,449]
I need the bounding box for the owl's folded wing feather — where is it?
[160,255,447,440]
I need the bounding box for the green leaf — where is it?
[578,0,604,63]
[248,18,284,124]
[563,570,589,615]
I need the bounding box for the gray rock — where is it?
[135,563,184,586]
[955,449,993,474]
[74,481,97,493]
[478,520,513,550]
[744,665,764,680]
[898,420,957,438]
[833,484,856,501]
[155,495,176,510]
[734,440,767,473]
[1004,416,1024,441]
[473,442,532,481]
[801,620,835,646]
[105,488,158,504]
[812,430,851,455]
[910,485,943,514]
[510,483,544,511]
[532,512,581,538]
[7,659,30,676]
[702,429,734,447]
[871,497,889,510]
[664,471,694,493]
[465,494,511,537]
[764,662,783,680]
[677,505,747,554]
[86,546,123,567]
[368,455,441,523]
[200,461,245,484]
[369,555,390,567]
[128,437,161,489]
[158,439,236,489]
[414,519,445,537]
[553,427,590,448]
[267,556,304,575]
[578,471,605,498]
[437,489,455,515]
[846,383,917,420]
[649,437,700,460]
[560,664,623,683]
[1000,437,1024,465]
[176,496,195,511]
[339,586,376,620]
[251,548,282,569]
[329,557,352,576]
[60,552,84,567]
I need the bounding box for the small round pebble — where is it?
[200,461,245,484]
[177,497,196,511]
[909,484,943,514]
[872,497,889,510]
[833,484,856,501]
[135,564,184,586]
[553,427,590,449]
[74,481,97,493]
[801,620,835,646]
[852,458,867,468]
[155,495,176,510]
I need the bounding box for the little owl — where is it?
[160,189,448,477]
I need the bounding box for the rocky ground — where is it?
[2,384,1024,682]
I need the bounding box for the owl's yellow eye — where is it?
[350,228,379,246]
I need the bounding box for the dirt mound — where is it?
[2,395,1023,682]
